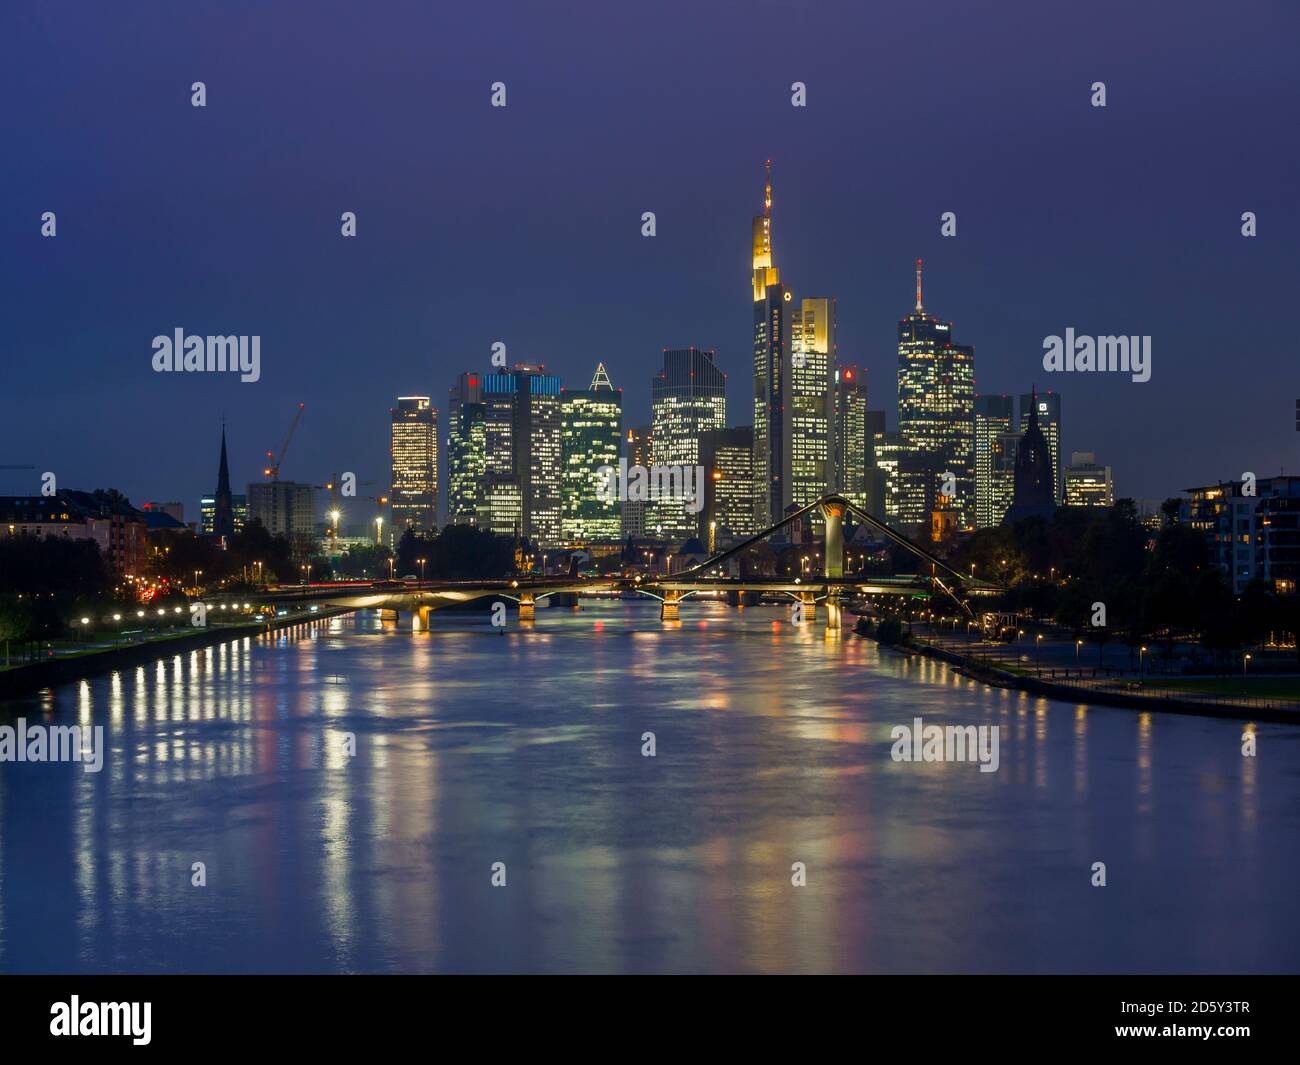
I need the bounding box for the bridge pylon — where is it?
[661,589,682,623]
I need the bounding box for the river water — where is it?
[1,601,1295,973]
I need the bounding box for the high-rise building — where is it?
[482,364,563,546]
[1019,390,1062,502]
[834,366,868,509]
[699,427,756,546]
[621,425,651,539]
[247,481,316,552]
[651,347,726,540]
[789,297,837,521]
[561,363,623,542]
[447,372,486,526]
[1178,478,1300,594]
[974,394,1016,529]
[864,410,887,517]
[897,260,976,526]
[751,160,789,530]
[390,397,438,533]
[1063,452,1114,507]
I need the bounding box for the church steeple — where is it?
[214,422,234,539]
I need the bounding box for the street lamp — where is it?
[1139,645,1147,683]
[1075,639,1082,661]
[1244,652,1252,688]
[417,557,426,581]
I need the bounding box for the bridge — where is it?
[217,494,1002,633]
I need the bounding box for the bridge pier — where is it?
[380,608,399,622]
[820,499,846,579]
[414,605,433,631]
[661,589,682,623]
[518,593,536,622]
[797,589,818,623]
[824,596,841,633]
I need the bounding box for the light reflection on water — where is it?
[0,600,1296,974]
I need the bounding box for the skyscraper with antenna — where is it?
[751,159,788,529]
[896,259,976,529]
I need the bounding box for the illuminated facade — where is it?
[897,260,975,526]
[1176,478,1300,594]
[1063,452,1114,507]
[651,347,726,539]
[1019,390,1062,502]
[200,494,246,535]
[751,160,788,530]
[834,366,868,509]
[790,297,837,521]
[974,394,1015,529]
[699,427,756,544]
[482,365,562,546]
[447,371,486,526]
[390,396,438,533]
[561,363,623,542]
[621,425,651,538]
[864,410,887,516]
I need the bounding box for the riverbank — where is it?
[863,625,1300,724]
[0,605,356,701]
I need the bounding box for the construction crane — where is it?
[263,403,305,481]
[316,473,377,511]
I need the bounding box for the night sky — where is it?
[3,0,1297,523]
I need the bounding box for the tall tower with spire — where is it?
[896,259,976,529]
[214,423,235,539]
[752,159,788,529]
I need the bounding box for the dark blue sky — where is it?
[3,0,1298,521]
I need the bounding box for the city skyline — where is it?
[4,1,1297,514]
[4,0,1300,991]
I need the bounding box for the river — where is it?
[0,601,1295,973]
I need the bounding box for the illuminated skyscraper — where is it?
[699,427,756,545]
[974,394,1015,529]
[897,260,975,527]
[790,297,837,519]
[390,396,438,533]
[834,366,868,508]
[621,425,651,538]
[447,372,486,526]
[751,160,789,530]
[482,365,562,546]
[864,410,887,517]
[651,347,726,540]
[561,363,623,542]
[1019,391,1062,502]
